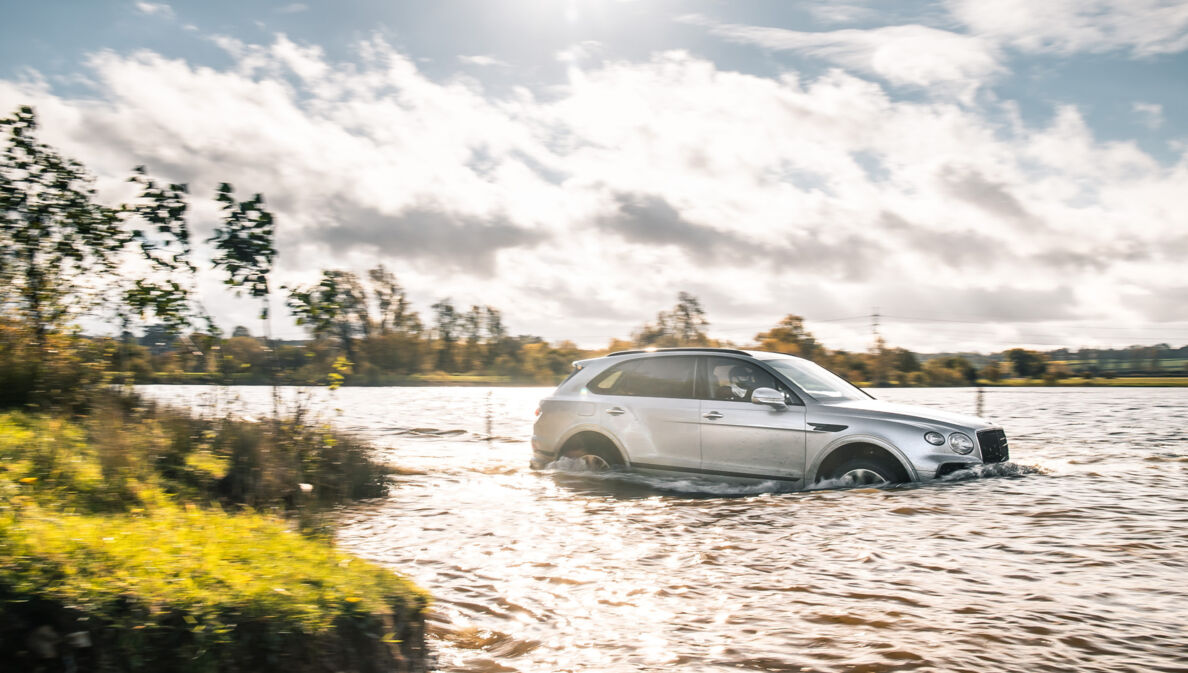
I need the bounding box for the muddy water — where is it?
[140,385,1188,672]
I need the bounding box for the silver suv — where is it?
[530,348,1009,487]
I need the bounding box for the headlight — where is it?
[924,431,945,446]
[948,432,974,455]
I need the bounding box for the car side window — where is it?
[590,356,696,398]
[704,357,783,403]
[588,364,628,394]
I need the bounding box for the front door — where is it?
[697,356,807,484]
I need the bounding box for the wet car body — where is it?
[531,348,1009,487]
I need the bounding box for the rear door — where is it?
[697,356,807,484]
[591,355,701,471]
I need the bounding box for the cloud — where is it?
[1123,286,1188,322]
[274,3,308,14]
[1133,102,1164,130]
[804,3,878,25]
[681,16,1002,99]
[134,2,174,18]
[458,55,509,67]
[879,211,1011,268]
[947,0,1188,56]
[938,166,1034,224]
[596,192,887,280]
[596,192,768,263]
[872,284,1081,322]
[1,38,1185,349]
[311,202,547,276]
[556,41,604,63]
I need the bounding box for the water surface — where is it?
[139,385,1188,673]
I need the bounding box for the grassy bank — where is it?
[0,400,429,672]
[0,507,428,672]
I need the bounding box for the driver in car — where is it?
[728,364,763,402]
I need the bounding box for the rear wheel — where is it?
[578,453,611,471]
[557,433,624,472]
[829,457,899,487]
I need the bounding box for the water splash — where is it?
[937,461,1047,481]
[544,462,792,497]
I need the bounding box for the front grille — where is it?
[977,429,1010,463]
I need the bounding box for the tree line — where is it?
[3,104,1183,398]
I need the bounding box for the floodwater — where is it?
[138,385,1188,673]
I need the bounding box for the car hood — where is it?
[817,398,993,430]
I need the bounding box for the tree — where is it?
[209,183,276,323]
[461,305,483,371]
[431,299,460,371]
[870,334,890,386]
[210,182,277,403]
[1,106,197,397]
[285,270,369,366]
[940,356,977,385]
[483,306,508,367]
[979,361,1002,383]
[633,292,709,347]
[1,106,122,348]
[1005,348,1047,379]
[670,292,709,345]
[118,166,198,336]
[891,348,921,374]
[922,358,968,386]
[755,315,820,360]
[367,264,419,334]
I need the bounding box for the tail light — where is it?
[534,407,541,417]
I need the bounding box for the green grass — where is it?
[0,402,428,671]
[0,505,428,671]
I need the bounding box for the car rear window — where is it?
[588,356,696,399]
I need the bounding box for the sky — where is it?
[2,0,1186,353]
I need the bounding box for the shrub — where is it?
[0,321,110,411]
[0,395,392,515]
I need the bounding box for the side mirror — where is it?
[751,387,786,409]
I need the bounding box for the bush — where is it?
[0,395,392,515]
[0,321,109,411]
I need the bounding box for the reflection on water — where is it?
[139,385,1188,673]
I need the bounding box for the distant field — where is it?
[991,377,1188,387]
[1050,359,1188,373]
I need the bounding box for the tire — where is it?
[556,434,623,472]
[578,453,611,471]
[828,457,899,487]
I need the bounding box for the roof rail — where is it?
[606,347,753,357]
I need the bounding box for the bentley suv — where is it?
[530,348,1009,487]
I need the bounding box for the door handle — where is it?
[606,406,626,416]
[702,411,723,420]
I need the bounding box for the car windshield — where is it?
[761,356,870,401]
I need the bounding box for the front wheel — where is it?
[828,457,899,487]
